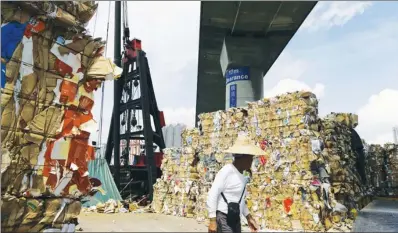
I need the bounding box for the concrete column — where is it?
[225,67,263,109]
[220,36,267,109]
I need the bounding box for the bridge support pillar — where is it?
[220,36,268,109]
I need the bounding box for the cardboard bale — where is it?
[1,1,121,231]
[245,91,331,232]
[1,195,26,232]
[153,129,201,218]
[153,91,388,232]
[195,108,248,223]
[384,143,398,195]
[321,113,370,231]
[365,144,386,196]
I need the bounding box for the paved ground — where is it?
[353,199,398,232]
[78,213,208,232]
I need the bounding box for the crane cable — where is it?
[98,1,112,149]
[122,1,129,29]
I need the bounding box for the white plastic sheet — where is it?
[20,36,34,77]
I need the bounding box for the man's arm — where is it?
[243,193,258,232]
[206,168,228,219]
[242,185,251,218]
[242,202,250,218]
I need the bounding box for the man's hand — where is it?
[246,214,258,232]
[208,218,217,233]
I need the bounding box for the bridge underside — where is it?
[195,1,316,124]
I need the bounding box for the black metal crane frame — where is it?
[105,4,165,200]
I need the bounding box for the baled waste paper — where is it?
[364,143,398,196]
[364,144,387,196]
[244,93,362,232]
[152,91,394,232]
[244,92,326,231]
[195,108,248,223]
[320,113,370,232]
[385,143,398,195]
[152,129,201,218]
[1,1,121,232]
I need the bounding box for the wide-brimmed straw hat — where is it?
[224,133,264,156]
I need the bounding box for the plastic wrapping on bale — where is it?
[1,2,120,232]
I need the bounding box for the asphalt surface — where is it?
[79,200,398,232]
[78,213,208,232]
[353,199,398,232]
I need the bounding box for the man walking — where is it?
[207,134,263,233]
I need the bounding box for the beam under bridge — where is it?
[195,1,317,125]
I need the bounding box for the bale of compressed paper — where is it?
[1,1,121,232]
[321,113,370,231]
[154,91,371,232]
[1,194,82,232]
[363,143,398,197]
[245,91,332,232]
[152,149,177,213]
[195,108,248,223]
[365,144,386,196]
[322,113,366,204]
[2,1,98,27]
[384,143,398,196]
[195,92,358,231]
[152,178,170,213]
[152,129,201,217]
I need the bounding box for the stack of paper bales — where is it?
[245,92,336,232]
[321,113,370,231]
[363,143,398,196]
[152,91,389,232]
[152,129,200,217]
[365,144,386,196]
[152,150,173,214]
[195,108,248,223]
[384,143,398,196]
[1,2,121,232]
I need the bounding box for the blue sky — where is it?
[264,1,398,144]
[89,1,398,144]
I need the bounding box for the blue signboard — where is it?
[230,84,237,108]
[225,67,250,85]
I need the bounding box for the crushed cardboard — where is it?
[1,1,120,232]
[153,91,397,232]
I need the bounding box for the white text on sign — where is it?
[226,74,249,84]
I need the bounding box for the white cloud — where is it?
[86,1,396,149]
[162,107,196,128]
[356,89,398,144]
[302,1,372,31]
[87,1,200,143]
[264,52,310,82]
[264,79,325,99]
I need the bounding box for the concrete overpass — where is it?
[195,1,317,124]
